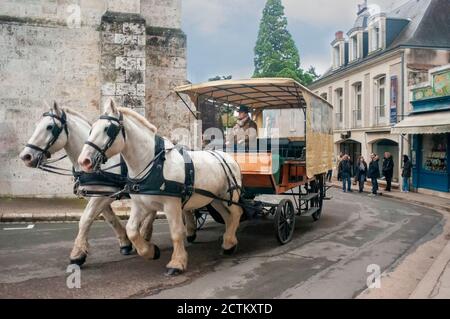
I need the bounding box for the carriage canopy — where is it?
[174,78,334,178]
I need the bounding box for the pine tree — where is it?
[253,0,315,85]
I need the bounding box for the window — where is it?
[372,26,380,50]
[374,76,386,125]
[354,83,362,121]
[422,134,447,173]
[335,88,343,127]
[351,35,358,61]
[333,45,340,68]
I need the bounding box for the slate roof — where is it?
[311,0,450,87]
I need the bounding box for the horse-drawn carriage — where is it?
[175,78,334,244]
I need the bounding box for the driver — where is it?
[227,105,258,150]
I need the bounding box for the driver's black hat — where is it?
[238,105,250,113]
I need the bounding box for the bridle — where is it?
[26,110,69,167]
[84,112,126,171]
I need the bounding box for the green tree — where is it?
[253,0,316,85]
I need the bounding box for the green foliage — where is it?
[253,0,318,85]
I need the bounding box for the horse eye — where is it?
[104,126,109,132]
[47,125,53,131]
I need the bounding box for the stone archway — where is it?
[370,139,400,182]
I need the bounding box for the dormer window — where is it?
[331,31,346,69]
[368,15,385,53]
[351,35,358,60]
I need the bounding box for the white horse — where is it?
[19,102,153,265]
[78,100,244,275]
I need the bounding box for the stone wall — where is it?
[0,0,189,197]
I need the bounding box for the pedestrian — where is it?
[354,155,368,193]
[401,154,412,193]
[338,154,352,192]
[382,152,394,192]
[368,153,380,196]
[337,152,344,181]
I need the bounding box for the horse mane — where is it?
[118,107,157,133]
[63,108,92,126]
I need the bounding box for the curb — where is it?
[0,212,167,223]
[410,241,450,299]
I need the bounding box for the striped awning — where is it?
[391,110,450,134]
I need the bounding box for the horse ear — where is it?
[52,101,62,116]
[104,98,118,115]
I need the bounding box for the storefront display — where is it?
[422,134,447,173]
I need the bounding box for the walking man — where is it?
[338,154,352,192]
[382,152,394,192]
[368,153,380,196]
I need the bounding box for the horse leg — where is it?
[126,204,160,261]
[102,203,133,255]
[164,200,188,276]
[184,210,197,243]
[211,191,243,255]
[70,197,109,265]
[139,210,157,242]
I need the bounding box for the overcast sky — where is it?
[181,0,410,83]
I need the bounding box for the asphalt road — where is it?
[0,189,444,298]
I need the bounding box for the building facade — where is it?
[309,0,450,184]
[0,0,190,197]
[393,65,450,195]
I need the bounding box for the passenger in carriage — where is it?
[226,105,258,151]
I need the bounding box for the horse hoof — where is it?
[70,254,86,266]
[222,245,238,256]
[120,245,133,256]
[187,233,196,243]
[153,245,161,260]
[165,268,183,276]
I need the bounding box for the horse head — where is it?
[78,98,126,172]
[19,101,69,168]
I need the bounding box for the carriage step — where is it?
[300,207,320,217]
[299,193,319,201]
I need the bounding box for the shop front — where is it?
[392,65,450,194]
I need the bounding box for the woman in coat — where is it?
[354,156,368,193]
[401,155,412,192]
[368,153,380,196]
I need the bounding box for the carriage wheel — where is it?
[274,199,296,245]
[310,177,324,221]
[194,210,208,231]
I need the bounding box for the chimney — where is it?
[335,31,344,41]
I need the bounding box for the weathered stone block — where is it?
[124,46,145,58]
[116,83,136,95]
[101,82,116,96]
[123,22,145,35]
[136,57,145,70]
[126,70,144,83]
[115,56,136,70]
[123,95,144,108]
[102,43,125,56]
[136,83,145,96]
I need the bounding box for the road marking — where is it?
[3,224,35,231]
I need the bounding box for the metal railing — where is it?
[352,109,361,128]
[375,105,387,126]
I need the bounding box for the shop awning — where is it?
[391,110,450,134]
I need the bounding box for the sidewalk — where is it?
[329,179,450,213]
[330,180,450,299]
[0,197,165,222]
